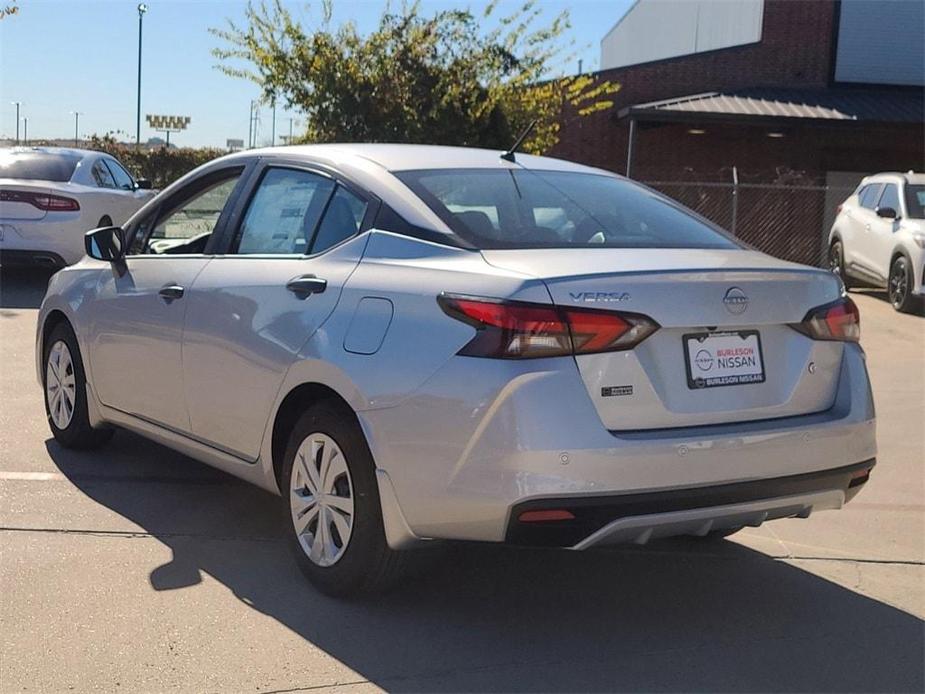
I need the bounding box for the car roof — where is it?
[236,143,614,175]
[861,171,925,186]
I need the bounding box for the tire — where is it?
[829,240,853,290]
[282,402,406,597]
[43,322,114,449]
[889,255,917,313]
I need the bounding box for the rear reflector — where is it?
[0,189,80,211]
[438,294,659,359]
[849,468,871,488]
[791,296,860,343]
[518,509,575,523]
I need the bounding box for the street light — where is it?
[70,111,83,147]
[22,117,27,146]
[136,3,148,147]
[11,101,21,144]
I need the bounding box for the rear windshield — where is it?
[905,184,925,219]
[396,168,739,250]
[0,151,81,182]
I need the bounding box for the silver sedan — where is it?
[36,144,876,595]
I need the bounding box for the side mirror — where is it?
[134,178,153,190]
[876,206,898,220]
[85,226,125,262]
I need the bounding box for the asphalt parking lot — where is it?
[1,268,922,693]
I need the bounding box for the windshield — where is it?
[905,184,925,219]
[396,168,739,250]
[0,151,81,182]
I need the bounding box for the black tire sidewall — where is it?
[890,256,914,312]
[281,404,388,596]
[830,241,851,289]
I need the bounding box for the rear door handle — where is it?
[286,275,327,297]
[158,285,185,301]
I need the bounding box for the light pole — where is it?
[136,3,148,147]
[271,97,276,146]
[22,117,27,145]
[70,111,83,147]
[11,102,21,144]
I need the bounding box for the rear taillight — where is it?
[437,294,659,359]
[791,296,860,343]
[0,190,80,211]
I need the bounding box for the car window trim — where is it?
[126,163,252,257]
[212,158,381,259]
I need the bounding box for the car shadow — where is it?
[0,267,55,310]
[852,288,925,317]
[46,432,923,692]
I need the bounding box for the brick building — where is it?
[549,0,924,265]
[551,0,924,183]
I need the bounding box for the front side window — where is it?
[235,168,335,254]
[396,169,738,249]
[91,160,117,189]
[130,171,242,255]
[905,184,925,219]
[876,184,901,214]
[104,159,135,191]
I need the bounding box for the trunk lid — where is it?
[482,248,845,430]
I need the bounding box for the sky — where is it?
[0,0,633,148]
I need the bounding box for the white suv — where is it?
[829,172,925,313]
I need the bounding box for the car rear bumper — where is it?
[361,342,876,546]
[0,216,86,266]
[506,459,873,547]
[0,249,67,268]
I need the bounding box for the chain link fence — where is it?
[643,181,856,268]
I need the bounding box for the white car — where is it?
[0,147,156,268]
[829,172,925,313]
[37,144,876,596]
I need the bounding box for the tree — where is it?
[1,2,19,19]
[211,0,618,153]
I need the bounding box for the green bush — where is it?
[85,136,225,188]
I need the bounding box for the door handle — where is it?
[286,275,327,297]
[158,285,185,301]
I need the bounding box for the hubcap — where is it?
[890,262,907,307]
[290,433,354,567]
[46,340,76,430]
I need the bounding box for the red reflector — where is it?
[518,509,575,523]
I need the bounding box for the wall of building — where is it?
[553,0,838,174]
[601,0,765,71]
[834,0,925,86]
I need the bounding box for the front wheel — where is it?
[889,255,917,313]
[282,403,406,596]
[43,322,113,449]
[829,240,853,290]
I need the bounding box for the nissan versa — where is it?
[36,145,876,595]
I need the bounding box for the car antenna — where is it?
[500,119,538,163]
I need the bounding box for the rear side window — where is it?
[235,168,336,254]
[858,184,882,209]
[0,151,81,182]
[876,184,901,214]
[310,186,368,254]
[104,159,135,191]
[91,160,117,188]
[396,169,737,250]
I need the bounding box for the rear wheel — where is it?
[829,240,852,290]
[889,255,916,313]
[282,402,406,596]
[43,322,113,449]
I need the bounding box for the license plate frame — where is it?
[683,330,766,389]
